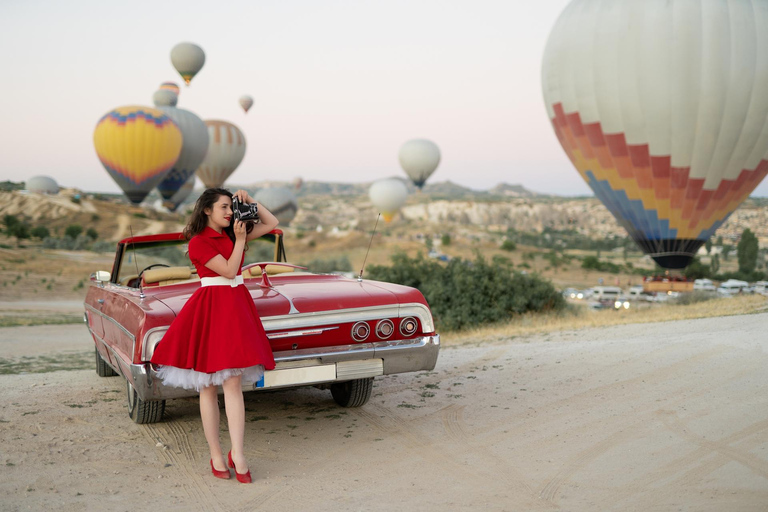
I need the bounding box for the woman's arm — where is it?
[232,189,280,241]
[204,220,247,279]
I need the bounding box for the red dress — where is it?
[151,227,275,391]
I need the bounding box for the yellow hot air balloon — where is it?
[93,106,183,204]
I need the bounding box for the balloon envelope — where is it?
[93,106,182,204]
[399,139,440,189]
[196,120,246,188]
[170,42,205,85]
[239,95,254,113]
[542,0,768,269]
[163,174,196,212]
[152,89,178,107]
[154,104,209,200]
[159,81,180,96]
[255,187,298,226]
[369,179,409,222]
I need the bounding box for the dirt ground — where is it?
[2,310,768,511]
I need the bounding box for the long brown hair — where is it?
[183,188,253,245]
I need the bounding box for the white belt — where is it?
[200,275,244,288]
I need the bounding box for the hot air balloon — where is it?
[254,187,298,226]
[159,81,180,96]
[163,174,196,212]
[171,42,205,85]
[542,0,768,269]
[93,106,182,204]
[369,179,409,222]
[152,89,178,108]
[239,95,254,113]
[196,120,246,188]
[399,139,440,189]
[152,92,209,200]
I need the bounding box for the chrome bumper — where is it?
[126,335,440,401]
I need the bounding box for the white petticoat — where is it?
[156,365,265,392]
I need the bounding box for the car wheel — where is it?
[95,347,118,377]
[126,380,165,424]
[331,377,373,407]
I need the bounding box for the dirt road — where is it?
[2,313,768,511]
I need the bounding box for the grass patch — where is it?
[442,295,768,345]
[0,351,91,375]
[0,313,82,328]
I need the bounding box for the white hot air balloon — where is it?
[196,120,246,188]
[369,179,409,222]
[254,187,298,226]
[541,0,768,269]
[153,93,209,200]
[26,175,59,195]
[239,95,254,113]
[153,89,178,108]
[171,42,205,85]
[399,139,441,189]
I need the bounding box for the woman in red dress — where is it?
[151,188,278,483]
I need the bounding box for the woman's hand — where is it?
[233,219,247,242]
[232,189,254,204]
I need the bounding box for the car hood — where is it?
[150,274,427,318]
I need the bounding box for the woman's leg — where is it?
[222,375,248,472]
[200,385,226,470]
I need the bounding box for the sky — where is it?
[1,0,767,198]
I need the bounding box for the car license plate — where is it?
[254,364,336,389]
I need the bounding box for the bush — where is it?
[367,252,565,331]
[65,224,83,239]
[673,291,715,306]
[500,239,516,251]
[304,256,353,273]
[441,233,451,246]
[31,226,50,239]
[86,228,99,240]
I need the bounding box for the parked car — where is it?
[693,278,716,293]
[717,279,750,297]
[84,230,440,424]
[754,281,768,296]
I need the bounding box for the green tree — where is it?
[65,224,83,239]
[705,239,712,255]
[3,215,30,244]
[30,226,50,239]
[86,228,99,240]
[441,233,451,246]
[710,254,720,274]
[683,257,710,280]
[500,239,516,251]
[722,245,733,261]
[737,228,759,274]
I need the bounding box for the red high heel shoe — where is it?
[228,450,252,484]
[210,459,230,479]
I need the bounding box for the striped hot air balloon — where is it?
[93,106,182,204]
[542,0,768,269]
[159,81,181,96]
[196,120,246,188]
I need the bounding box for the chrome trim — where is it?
[266,326,339,339]
[375,319,394,339]
[125,335,439,401]
[85,324,124,377]
[261,303,435,333]
[337,359,384,380]
[351,321,370,342]
[84,303,136,344]
[141,326,169,361]
[400,316,418,336]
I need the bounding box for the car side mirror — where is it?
[93,271,111,283]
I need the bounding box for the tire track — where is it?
[141,420,221,512]
[440,404,469,442]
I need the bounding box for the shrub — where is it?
[65,225,83,239]
[31,226,50,239]
[673,291,714,306]
[500,239,516,251]
[86,228,99,240]
[441,233,451,246]
[367,252,565,331]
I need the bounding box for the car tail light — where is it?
[375,319,394,339]
[351,321,370,342]
[400,317,418,336]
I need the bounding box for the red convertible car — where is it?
[84,230,440,423]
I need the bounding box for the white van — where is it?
[753,281,768,296]
[592,286,623,302]
[693,278,716,292]
[717,279,750,296]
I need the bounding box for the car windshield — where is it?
[115,235,281,286]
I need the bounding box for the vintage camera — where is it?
[232,197,259,222]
